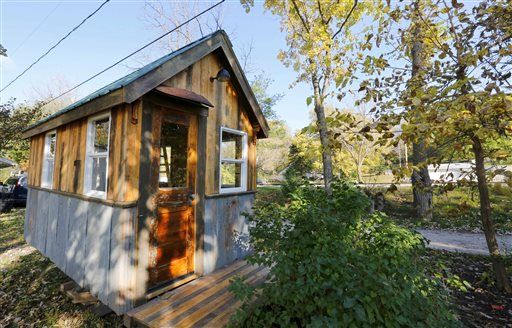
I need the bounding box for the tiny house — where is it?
[22,30,269,314]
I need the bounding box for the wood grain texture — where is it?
[203,193,253,274]
[24,188,138,314]
[161,52,258,195]
[27,134,45,187]
[147,107,197,288]
[125,260,268,328]
[28,104,140,202]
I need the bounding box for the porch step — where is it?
[124,260,268,328]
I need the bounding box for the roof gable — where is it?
[23,30,269,138]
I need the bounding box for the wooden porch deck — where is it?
[124,260,268,328]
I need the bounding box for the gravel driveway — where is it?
[416,229,512,255]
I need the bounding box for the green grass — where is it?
[383,184,512,233]
[0,209,122,327]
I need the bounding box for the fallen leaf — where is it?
[491,304,505,311]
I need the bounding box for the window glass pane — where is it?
[159,121,188,188]
[91,157,107,192]
[94,118,109,153]
[44,159,54,187]
[49,133,56,157]
[221,131,242,160]
[221,162,242,189]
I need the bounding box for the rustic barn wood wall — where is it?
[161,51,258,195]
[27,134,45,186]
[24,188,137,314]
[202,193,253,274]
[27,102,142,203]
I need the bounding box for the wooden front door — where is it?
[149,109,197,288]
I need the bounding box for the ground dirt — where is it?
[426,250,512,327]
[0,209,122,327]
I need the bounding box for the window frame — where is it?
[41,130,57,189]
[219,126,248,194]
[84,112,111,199]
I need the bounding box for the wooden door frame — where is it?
[134,95,208,305]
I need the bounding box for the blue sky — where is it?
[0,0,321,131]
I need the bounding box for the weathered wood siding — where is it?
[161,52,258,195]
[24,188,137,314]
[27,134,45,186]
[202,193,253,274]
[107,102,142,202]
[53,119,87,193]
[26,102,142,202]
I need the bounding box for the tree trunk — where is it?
[472,136,511,293]
[357,163,363,184]
[312,78,334,195]
[411,141,433,220]
[410,0,433,220]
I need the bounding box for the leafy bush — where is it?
[231,181,458,327]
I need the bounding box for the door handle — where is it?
[188,194,196,202]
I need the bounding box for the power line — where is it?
[0,0,111,93]
[11,2,63,55]
[43,0,225,107]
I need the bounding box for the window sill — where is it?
[84,191,107,200]
[205,190,257,199]
[27,186,137,208]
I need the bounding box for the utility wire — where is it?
[12,2,63,55]
[0,0,111,93]
[43,0,225,107]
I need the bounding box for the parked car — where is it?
[0,175,28,212]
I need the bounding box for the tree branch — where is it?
[290,0,310,33]
[317,0,326,24]
[332,0,358,40]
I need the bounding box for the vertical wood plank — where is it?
[134,98,154,306]
[66,197,87,287]
[34,190,49,253]
[45,192,59,262]
[109,207,136,313]
[85,202,112,301]
[55,195,70,271]
[24,188,35,244]
[125,102,141,202]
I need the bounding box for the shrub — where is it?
[230,181,458,327]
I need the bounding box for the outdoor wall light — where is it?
[210,68,231,83]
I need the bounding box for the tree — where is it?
[407,0,434,220]
[427,0,512,293]
[241,0,382,195]
[257,120,292,182]
[330,106,390,183]
[388,0,511,292]
[359,0,511,290]
[250,73,283,120]
[124,0,227,70]
[0,99,45,167]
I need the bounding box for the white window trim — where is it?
[84,112,111,199]
[219,126,248,194]
[41,130,57,189]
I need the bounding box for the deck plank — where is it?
[125,260,267,328]
[130,260,248,319]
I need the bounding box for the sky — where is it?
[0,0,321,132]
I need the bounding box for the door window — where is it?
[159,121,188,189]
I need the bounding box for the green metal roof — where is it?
[27,31,221,131]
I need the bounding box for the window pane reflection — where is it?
[159,121,188,188]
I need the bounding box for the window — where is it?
[220,127,247,193]
[84,113,110,198]
[41,131,56,188]
[159,120,188,189]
